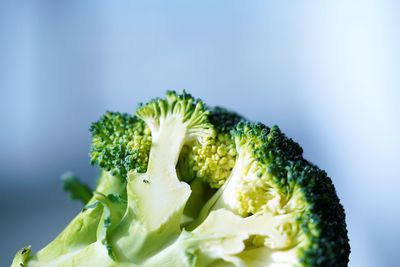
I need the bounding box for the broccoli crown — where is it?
[216,121,350,266]
[135,90,213,142]
[12,91,349,267]
[90,111,151,177]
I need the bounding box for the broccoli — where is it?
[11,91,349,267]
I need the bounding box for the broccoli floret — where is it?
[214,121,304,216]
[178,107,243,226]
[108,91,215,263]
[183,121,349,266]
[12,91,349,267]
[90,111,152,177]
[178,107,243,188]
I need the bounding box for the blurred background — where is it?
[1,0,399,266]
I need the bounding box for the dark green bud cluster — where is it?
[90,112,151,177]
[208,106,243,133]
[290,161,350,267]
[234,122,303,165]
[232,122,349,266]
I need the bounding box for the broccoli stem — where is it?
[141,238,191,267]
[142,209,298,267]
[188,147,250,229]
[131,116,191,228]
[111,116,192,263]
[28,171,125,266]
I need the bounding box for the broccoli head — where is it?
[12,91,349,267]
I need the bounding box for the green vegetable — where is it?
[12,91,350,267]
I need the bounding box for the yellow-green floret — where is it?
[178,107,243,188]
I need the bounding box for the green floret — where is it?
[90,111,152,177]
[209,106,244,133]
[186,121,349,266]
[229,122,304,215]
[290,161,350,267]
[231,122,350,266]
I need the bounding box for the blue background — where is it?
[1,1,399,266]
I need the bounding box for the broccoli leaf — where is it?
[61,172,93,204]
